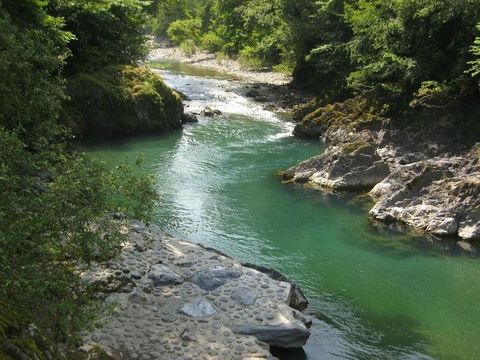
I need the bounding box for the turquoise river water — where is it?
[86,62,480,360]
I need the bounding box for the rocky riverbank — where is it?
[148,47,291,86]
[283,96,480,250]
[78,222,311,360]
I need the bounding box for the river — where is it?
[86,61,480,360]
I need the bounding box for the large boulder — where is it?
[283,142,390,191]
[242,263,308,311]
[66,65,184,138]
[232,304,310,348]
[369,158,480,240]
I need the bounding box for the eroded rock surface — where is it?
[283,142,390,190]
[80,223,311,360]
[285,96,480,242]
[370,157,480,240]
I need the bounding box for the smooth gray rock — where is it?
[231,287,257,305]
[148,264,183,286]
[190,265,242,291]
[179,298,217,318]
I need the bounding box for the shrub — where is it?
[201,32,223,52]
[468,23,480,78]
[238,46,266,70]
[181,39,197,57]
[166,18,202,45]
[51,0,148,74]
[0,127,158,345]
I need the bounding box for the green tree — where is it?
[0,0,159,350]
[345,0,480,102]
[468,23,480,79]
[50,0,148,74]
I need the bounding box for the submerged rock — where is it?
[245,89,261,98]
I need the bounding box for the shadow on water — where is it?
[271,347,307,360]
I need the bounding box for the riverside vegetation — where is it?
[154,0,480,242]
[0,0,186,358]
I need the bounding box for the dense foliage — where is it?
[0,0,163,355]
[50,0,148,74]
[154,0,480,105]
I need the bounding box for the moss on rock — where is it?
[66,65,184,138]
[340,141,374,154]
[293,97,385,139]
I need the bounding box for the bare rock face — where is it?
[369,158,480,240]
[283,142,390,190]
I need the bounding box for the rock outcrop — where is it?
[284,96,480,242]
[202,106,222,117]
[283,142,390,190]
[67,65,185,138]
[80,223,311,359]
[370,157,480,240]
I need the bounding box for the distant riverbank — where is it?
[149,46,292,86]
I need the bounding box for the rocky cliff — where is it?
[283,96,480,247]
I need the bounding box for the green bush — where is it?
[0,127,158,345]
[468,23,480,78]
[167,18,202,45]
[51,0,148,74]
[238,46,266,70]
[0,0,161,349]
[181,39,198,56]
[201,31,224,52]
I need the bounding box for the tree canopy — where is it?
[153,0,480,104]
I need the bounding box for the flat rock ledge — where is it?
[79,223,311,360]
